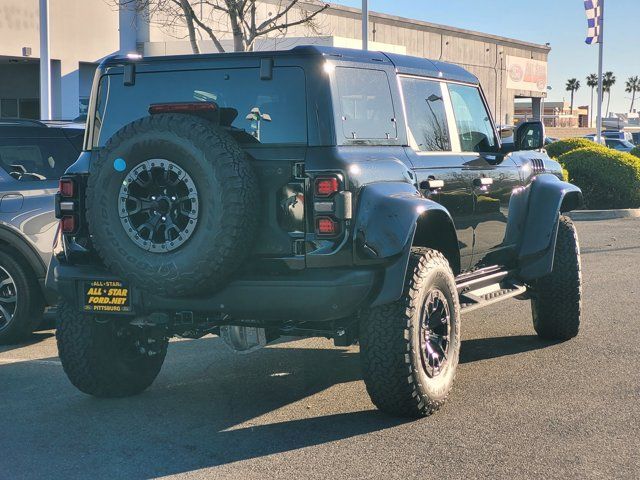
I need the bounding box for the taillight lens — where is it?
[60,215,77,234]
[316,217,338,236]
[315,177,339,197]
[59,178,75,197]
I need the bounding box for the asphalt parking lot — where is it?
[1,218,639,480]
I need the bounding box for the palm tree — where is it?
[625,76,640,113]
[565,78,580,113]
[586,73,598,127]
[602,71,616,117]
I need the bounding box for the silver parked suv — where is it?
[0,119,83,344]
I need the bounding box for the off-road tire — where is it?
[56,302,168,397]
[0,249,45,345]
[360,248,461,418]
[531,215,582,340]
[86,113,258,297]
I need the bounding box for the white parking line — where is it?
[0,358,61,366]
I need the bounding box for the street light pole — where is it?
[39,0,51,120]
[362,0,368,50]
[596,0,605,143]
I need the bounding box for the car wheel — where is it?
[530,215,582,340]
[56,302,168,397]
[360,247,461,418]
[0,250,45,345]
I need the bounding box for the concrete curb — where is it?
[567,209,640,221]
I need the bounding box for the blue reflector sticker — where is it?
[114,158,126,172]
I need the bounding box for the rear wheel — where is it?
[56,302,168,397]
[530,215,582,340]
[360,248,461,418]
[0,250,44,345]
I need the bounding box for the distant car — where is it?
[0,119,84,343]
[604,138,635,152]
[602,130,634,143]
[583,134,607,146]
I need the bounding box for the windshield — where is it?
[92,66,307,148]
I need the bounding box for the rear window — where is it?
[0,137,79,180]
[93,67,307,147]
[334,67,397,141]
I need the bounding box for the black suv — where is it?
[49,47,583,417]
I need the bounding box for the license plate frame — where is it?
[83,280,132,314]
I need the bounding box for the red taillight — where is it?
[148,102,217,115]
[59,178,75,197]
[316,217,338,235]
[60,215,77,234]
[315,177,339,197]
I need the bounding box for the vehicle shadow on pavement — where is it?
[0,337,411,479]
[0,331,54,354]
[2,334,560,478]
[460,334,560,364]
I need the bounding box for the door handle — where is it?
[420,179,445,192]
[473,177,493,188]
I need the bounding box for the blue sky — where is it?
[332,0,640,114]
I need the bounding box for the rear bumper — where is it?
[47,256,379,322]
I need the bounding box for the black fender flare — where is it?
[505,174,583,280]
[0,225,47,279]
[353,182,459,307]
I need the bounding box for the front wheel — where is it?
[530,215,582,340]
[56,302,168,397]
[360,248,461,418]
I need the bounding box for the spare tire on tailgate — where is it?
[86,113,258,297]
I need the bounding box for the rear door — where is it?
[446,83,521,267]
[400,76,474,270]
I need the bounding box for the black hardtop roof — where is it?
[102,45,479,85]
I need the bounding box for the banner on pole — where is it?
[584,0,603,44]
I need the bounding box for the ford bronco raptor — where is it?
[48,46,583,417]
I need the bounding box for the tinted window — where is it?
[0,137,79,180]
[448,84,497,153]
[334,67,397,140]
[400,77,451,151]
[94,67,306,147]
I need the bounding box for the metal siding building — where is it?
[0,1,549,123]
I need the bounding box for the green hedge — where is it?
[559,146,640,209]
[631,146,640,159]
[545,137,603,159]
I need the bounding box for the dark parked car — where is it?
[49,47,583,417]
[604,138,635,152]
[0,119,83,343]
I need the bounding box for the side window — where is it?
[448,84,498,153]
[0,138,79,181]
[334,67,397,140]
[400,77,451,152]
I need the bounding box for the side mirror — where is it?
[514,121,545,151]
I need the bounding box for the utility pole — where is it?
[362,0,368,50]
[39,0,51,120]
[596,0,605,143]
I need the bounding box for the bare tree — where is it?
[115,0,329,53]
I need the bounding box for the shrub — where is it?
[545,137,603,159]
[559,146,640,209]
[631,146,640,159]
